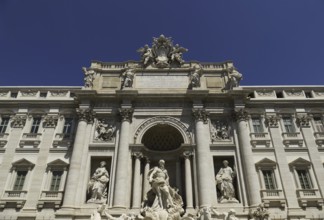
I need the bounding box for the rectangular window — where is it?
[314,117,324,132]
[13,171,27,191]
[30,117,41,133]
[50,171,63,191]
[62,118,73,135]
[262,170,276,190]
[252,117,263,133]
[0,117,9,133]
[283,117,295,133]
[297,169,312,189]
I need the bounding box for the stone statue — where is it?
[82,67,95,88]
[215,160,238,203]
[211,121,230,142]
[137,35,187,68]
[212,209,239,220]
[227,67,242,89]
[95,120,115,141]
[252,203,270,220]
[87,161,109,203]
[141,160,184,220]
[121,67,135,88]
[90,205,105,220]
[190,64,202,88]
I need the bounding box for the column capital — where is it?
[265,114,280,127]
[10,114,27,128]
[192,108,209,124]
[144,156,150,164]
[233,108,249,121]
[132,151,143,159]
[296,113,311,127]
[43,115,58,128]
[182,151,193,159]
[76,108,95,123]
[119,108,134,122]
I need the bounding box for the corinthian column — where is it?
[142,157,150,199]
[235,108,261,206]
[62,108,94,208]
[113,108,133,209]
[132,152,143,209]
[192,108,214,208]
[183,151,194,208]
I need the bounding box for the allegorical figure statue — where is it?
[215,160,238,203]
[190,64,202,88]
[228,67,242,89]
[141,160,184,220]
[82,67,95,88]
[87,161,109,203]
[121,67,135,89]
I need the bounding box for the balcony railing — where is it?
[250,132,271,147]
[261,189,283,198]
[314,132,324,147]
[38,191,63,209]
[297,189,319,198]
[0,133,9,147]
[260,189,286,208]
[0,190,27,209]
[52,133,73,148]
[4,190,27,198]
[282,132,303,147]
[296,189,323,207]
[19,133,42,147]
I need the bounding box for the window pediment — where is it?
[255,158,277,168]
[47,159,69,170]
[289,157,311,167]
[12,158,34,169]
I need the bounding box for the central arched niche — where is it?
[141,124,184,151]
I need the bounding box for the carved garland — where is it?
[43,115,58,128]
[11,115,27,128]
[296,114,311,127]
[134,116,191,144]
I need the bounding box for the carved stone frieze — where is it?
[50,91,68,97]
[296,114,311,127]
[11,115,27,128]
[285,90,303,96]
[137,35,188,68]
[264,115,280,127]
[43,115,58,128]
[210,120,231,142]
[76,108,95,123]
[21,90,37,97]
[256,91,273,96]
[233,109,248,121]
[119,108,134,122]
[0,92,8,97]
[95,119,115,142]
[192,108,209,124]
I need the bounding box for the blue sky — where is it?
[0,0,324,86]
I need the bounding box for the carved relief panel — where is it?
[94,118,116,142]
[210,119,232,143]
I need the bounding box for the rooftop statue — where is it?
[137,35,188,68]
[141,160,184,220]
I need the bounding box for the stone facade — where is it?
[0,36,324,220]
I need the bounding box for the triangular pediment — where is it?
[255,158,277,168]
[12,158,35,168]
[47,159,69,168]
[289,157,311,167]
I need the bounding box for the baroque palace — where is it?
[0,35,323,220]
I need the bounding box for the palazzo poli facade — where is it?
[0,36,323,220]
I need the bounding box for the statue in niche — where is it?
[210,121,230,142]
[227,67,242,89]
[82,67,95,88]
[215,160,238,203]
[121,67,135,89]
[87,161,109,203]
[95,119,115,141]
[141,160,184,220]
[190,64,203,88]
[251,203,270,220]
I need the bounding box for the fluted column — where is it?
[132,152,143,209]
[62,108,94,208]
[192,108,214,208]
[235,109,261,206]
[142,157,150,199]
[113,108,134,208]
[183,151,194,208]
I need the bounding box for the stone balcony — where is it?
[0,133,8,148]
[282,132,303,147]
[260,189,286,208]
[0,190,27,209]
[37,191,63,209]
[296,189,323,207]
[314,132,324,147]
[52,133,73,148]
[19,133,42,147]
[250,132,271,147]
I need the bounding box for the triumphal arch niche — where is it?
[68,35,254,220]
